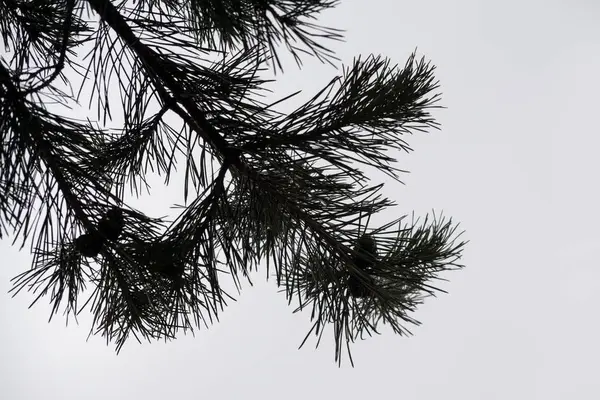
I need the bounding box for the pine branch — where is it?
[0,0,468,366]
[239,53,442,183]
[84,0,370,293]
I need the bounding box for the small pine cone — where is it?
[75,232,105,257]
[145,244,185,280]
[132,290,150,307]
[97,206,124,242]
[347,233,379,298]
[160,263,185,280]
[353,234,378,272]
[348,274,374,298]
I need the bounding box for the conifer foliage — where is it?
[0,0,467,365]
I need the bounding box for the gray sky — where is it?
[1,0,598,398]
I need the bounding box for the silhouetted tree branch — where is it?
[0,0,467,366]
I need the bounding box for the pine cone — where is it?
[348,233,378,298]
[144,241,185,280]
[353,234,378,272]
[74,232,105,257]
[348,275,373,298]
[132,290,150,307]
[97,207,124,242]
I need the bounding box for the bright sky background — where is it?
[1,0,598,399]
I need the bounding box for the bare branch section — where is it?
[0,0,467,365]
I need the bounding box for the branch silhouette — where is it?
[0,0,467,366]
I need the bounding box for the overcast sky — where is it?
[1,0,599,399]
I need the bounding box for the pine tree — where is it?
[0,0,467,366]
